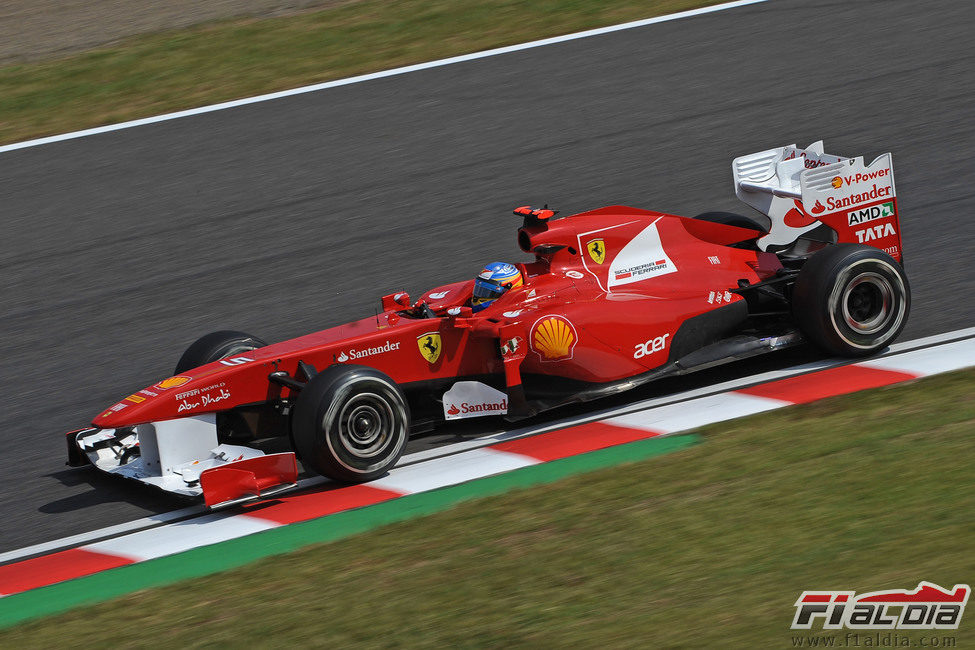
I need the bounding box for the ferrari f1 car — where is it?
[67,141,910,507]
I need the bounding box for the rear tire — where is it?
[792,244,910,356]
[175,330,267,374]
[693,211,769,232]
[292,365,410,483]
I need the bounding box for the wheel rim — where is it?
[335,392,394,458]
[841,272,893,335]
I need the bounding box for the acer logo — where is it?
[634,334,669,359]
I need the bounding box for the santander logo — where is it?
[442,381,509,419]
[452,399,507,415]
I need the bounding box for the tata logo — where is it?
[855,222,896,243]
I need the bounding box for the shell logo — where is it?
[156,375,192,390]
[530,315,578,362]
[831,176,843,189]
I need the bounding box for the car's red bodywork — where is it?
[70,142,910,507]
[96,207,772,432]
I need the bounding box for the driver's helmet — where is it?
[471,262,523,312]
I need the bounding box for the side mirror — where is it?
[446,306,475,328]
[381,292,411,311]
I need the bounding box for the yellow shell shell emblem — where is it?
[586,238,606,264]
[156,376,191,389]
[417,332,442,364]
[530,315,577,362]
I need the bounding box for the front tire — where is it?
[792,244,910,357]
[175,330,267,374]
[292,365,410,483]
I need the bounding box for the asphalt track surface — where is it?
[1,0,973,554]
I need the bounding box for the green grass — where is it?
[0,0,726,145]
[2,369,972,647]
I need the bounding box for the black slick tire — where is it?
[174,330,268,374]
[792,244,910,357]
[291,365,410,483]
[693,211,769,232]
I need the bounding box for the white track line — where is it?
[0,0,770,155]
[860,339,975,376]
[884,326,975,353]
[370,448,538,494]
[87,513,277,562]
[0,505,203,565]
[607,392,789,434]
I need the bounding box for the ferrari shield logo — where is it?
[417,332,442,364]
[586,239,606,264]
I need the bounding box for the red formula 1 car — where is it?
[67,142,910,507]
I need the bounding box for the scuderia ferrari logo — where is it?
[417,332,442,364]
[586,238,606,264]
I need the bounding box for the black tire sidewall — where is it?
[793,244,910,356]
[292,365,409,483]
[174,330,267,374]
[693,211,770,233]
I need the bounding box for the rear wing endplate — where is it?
[732,141,902,261]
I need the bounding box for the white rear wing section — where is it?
[734,141,847,204]
[732,142,902,261]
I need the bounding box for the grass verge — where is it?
[1,368,972,646]
[0,0,730,146]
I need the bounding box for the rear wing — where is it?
[732,141,902,262]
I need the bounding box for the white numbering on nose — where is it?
[219,356,254,366]
[633,334,669,359]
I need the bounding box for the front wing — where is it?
[67,413,298,508]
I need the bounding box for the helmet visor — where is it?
[472,278,505,304]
